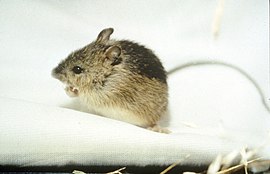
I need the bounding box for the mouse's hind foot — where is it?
[147,124,171,134]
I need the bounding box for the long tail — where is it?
[167,60,270,113]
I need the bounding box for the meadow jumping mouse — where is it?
[52,28,169,133]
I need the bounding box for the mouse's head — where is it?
[52,28,122,95]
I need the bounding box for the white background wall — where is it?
[0,1,269,106]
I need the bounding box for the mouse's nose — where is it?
[53,64,64,74]
[51,64,65,79]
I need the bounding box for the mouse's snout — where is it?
[53,64,64,74]
[52,64,66,80]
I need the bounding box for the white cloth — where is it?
[0,0,269,166]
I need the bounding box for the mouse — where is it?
[52,28,270,134]
[52,28,169,133]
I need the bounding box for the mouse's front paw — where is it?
[65,86,79,97]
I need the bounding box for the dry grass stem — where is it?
[216,158,262,174]
[212,0,225,39]
[72,170,86,174]
[160,160,182,174]
[221,150,239,170]
[207,154,223,174]
[160,155,190,174]
[106,167,126,174]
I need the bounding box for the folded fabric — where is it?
[1,65,269,167]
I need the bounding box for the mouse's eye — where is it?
[72,66,83,74]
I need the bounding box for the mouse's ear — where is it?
[105,46,122,66]
[105,45,121,59]
[96,28,114,44]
